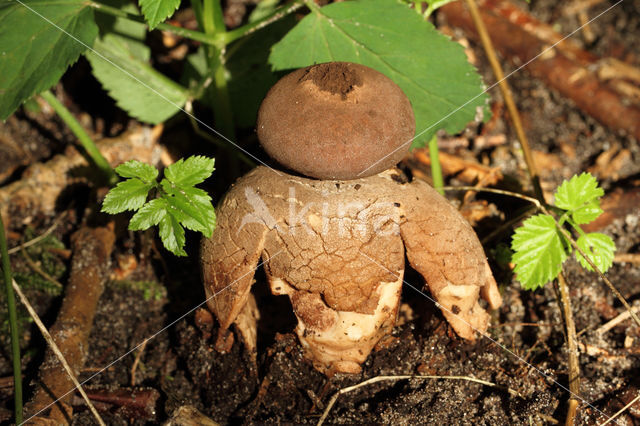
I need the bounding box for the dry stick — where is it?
[463,0,544,201]
[596,306,640,335]
[12,280,105,426]
[317,375,522,426]
[613,253,640,264]
[130,338,149,387]
[462,1,581,423]
[24,226,115,424]
[599,392,640,426]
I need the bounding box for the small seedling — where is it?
[511,172,615,290]
[101,156,216,256]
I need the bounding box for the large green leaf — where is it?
[86,34,189,123]
[94,0,149,60]
[0,0,98,119]
[268,0,488,148]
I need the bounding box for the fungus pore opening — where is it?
[298,62,363,99]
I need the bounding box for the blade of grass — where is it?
[0,215,23,424]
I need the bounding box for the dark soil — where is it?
[1,1,639,425]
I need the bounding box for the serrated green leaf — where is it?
[86,35,188,123]
[164,156,215,187]
[575,232,615,273]
[139,0,180,30]
[101,178,153,214]
[0,0,98,119]
[158,212,186,256]
[174,187,216,237]
[511,214,567,290]
[129,198,167,230]
[554,172,604,213]
[160,180,215,237]
[115,160,159,182]
[95,0,148,60]
[571,199,603,225]
[268,0,488,148]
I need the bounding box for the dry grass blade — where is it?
[7,213,66,255]
[317,375,522,425]
[596,306,640,335]
[12,279,105,426]
[20,245,63,290]
[599,392,640,426]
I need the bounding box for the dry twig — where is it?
[24,226,115,424]
[12,280,105,425]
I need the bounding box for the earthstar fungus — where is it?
[201,62,502,374]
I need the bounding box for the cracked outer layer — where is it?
[201,167,502,374]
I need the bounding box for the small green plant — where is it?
[511,172,615,290]
[101,155,216,256]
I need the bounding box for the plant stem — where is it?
[0,215,23,424]
[200,0,239,174]
[220,1,304,46]
[557,272,580,426]
[86,1,217,46]
[549,213,640,329]
[428,134,444,194]
[423,3,436,18]
[463,0,544,202]
[40,90,117,186]
[302,0,321,13]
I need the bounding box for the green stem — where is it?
[302,0,321,13]
[86,1,217,46]
[190,0,205,34]
[423,3,435,18]
[40,91,117,186]
[411,2,423,15]
[202,0,224,34]
[428,134,444,195]
[219,1,304,45]
[0,215,22,424]
[201,0,236,141]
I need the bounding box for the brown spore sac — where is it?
[256,61,416,180]
[298,62,363,99]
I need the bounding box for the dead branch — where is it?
[24,225,115,424]
[441,0,640,140]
